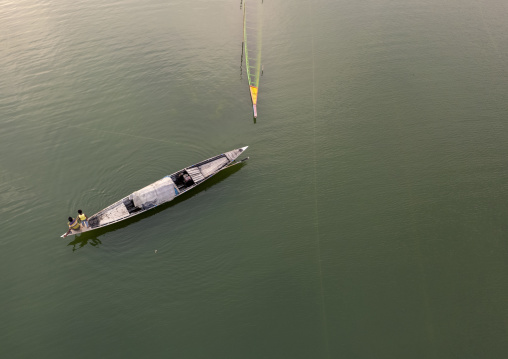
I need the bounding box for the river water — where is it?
[2,0,508,358]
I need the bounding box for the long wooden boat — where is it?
[61,146,249,237]
[243,0,262,118]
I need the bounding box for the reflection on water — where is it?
[67,236,102,252]
[64,162,247,250]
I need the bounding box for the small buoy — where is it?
[155,250,157,254]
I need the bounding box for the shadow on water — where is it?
[68,236,102,252]
[66,162,247,251]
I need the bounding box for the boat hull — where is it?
[61,147,248,238]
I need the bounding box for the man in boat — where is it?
[77,209,89,228]
[64,216,81,237]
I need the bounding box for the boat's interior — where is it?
[119,171,195,216]
[172,170,196,190]
[123,197,142,214]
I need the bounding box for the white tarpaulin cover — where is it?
[132,177,177,209]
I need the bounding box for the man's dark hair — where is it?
[68,217,73,222]
[78,210,82,214]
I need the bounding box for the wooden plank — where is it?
[187,167,205,182]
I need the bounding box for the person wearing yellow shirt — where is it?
[77,209,89,228]
[64,216,80,237]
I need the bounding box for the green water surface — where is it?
[1,0,508,358]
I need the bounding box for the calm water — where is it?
[2,0,508,357]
